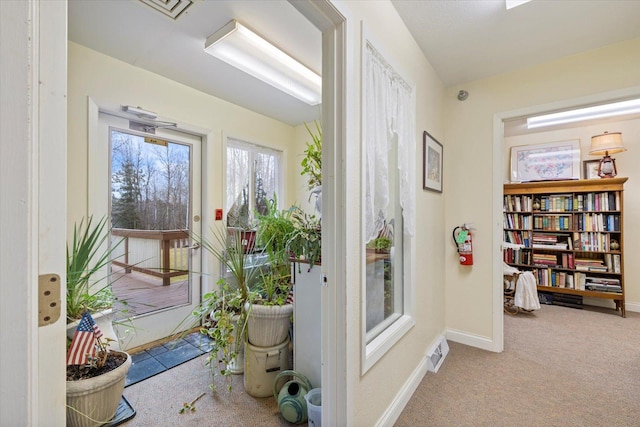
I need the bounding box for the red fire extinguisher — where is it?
[453,225,473,266]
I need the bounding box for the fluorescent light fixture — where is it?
[506,0,532,10]
[527,98,640,129]
[122,105,158,120]
[204,20,321,106]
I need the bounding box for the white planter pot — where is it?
[246,303,293,347]
[228,315,245,375]
[66,351,131,427]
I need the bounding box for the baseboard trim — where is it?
[375,353,429,427]
[625,301,640,313]
[445,328,497,352]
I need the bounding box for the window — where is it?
[362,35,416,372]
[226,138,282,228]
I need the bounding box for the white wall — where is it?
[444,37,640,344]
[504,117,640,309]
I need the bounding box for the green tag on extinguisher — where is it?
[455,229,468,244]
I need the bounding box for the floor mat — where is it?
[102,396,136,427]
[125,332,213,387]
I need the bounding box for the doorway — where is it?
[94,111,203,349]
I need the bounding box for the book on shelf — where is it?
[613,254,621,274]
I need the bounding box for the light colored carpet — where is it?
[395,304,640,426]
[122,304,640,426]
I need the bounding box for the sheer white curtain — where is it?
[364,42,415,242]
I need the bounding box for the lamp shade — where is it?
[589,132,626,155]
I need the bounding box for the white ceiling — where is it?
[69,0,640,128]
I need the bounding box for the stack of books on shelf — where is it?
[533,253,558,267]
[573,232,611,252]
[533,215,572,230]
[532,233,571,250]
[574,258,608,272]
[576,213,620,232]
[584,277,622,293]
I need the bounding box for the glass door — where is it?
[96,112,202,349]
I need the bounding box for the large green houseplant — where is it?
[180,226,262,390]
[65,216,131,427]
[247,200,295,347]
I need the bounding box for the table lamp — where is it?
[589,131,626,178]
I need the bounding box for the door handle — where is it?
[187,242,200,250]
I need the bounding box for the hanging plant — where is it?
[301,121,322,190]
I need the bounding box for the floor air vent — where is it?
[426,336,449,373]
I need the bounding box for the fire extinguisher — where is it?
[452,225,473,266]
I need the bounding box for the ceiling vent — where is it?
[138,0,193,20]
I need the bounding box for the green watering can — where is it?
[273,370,313,424]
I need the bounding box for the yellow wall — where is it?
[504,117,640,308]
[67,42,300,227]
[445,38,640,341]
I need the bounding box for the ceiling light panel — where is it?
[204,20,322,106]
[527,98,640,129]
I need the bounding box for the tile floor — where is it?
[125,332,213,387]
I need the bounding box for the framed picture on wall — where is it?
[423,131,443,193]
[509,139,580,182]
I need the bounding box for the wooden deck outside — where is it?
[111,268,190,318]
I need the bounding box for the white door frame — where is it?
[0,0,67,425]
[288,1,349,424]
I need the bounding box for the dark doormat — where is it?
[102,396,136,426]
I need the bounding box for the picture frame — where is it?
[583,159,601,179]
[423,131,443,193]
[509,139,580,183]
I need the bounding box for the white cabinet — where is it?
[292,261,322,388]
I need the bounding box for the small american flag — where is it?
[66,311,103,366]
[286,289,294,305]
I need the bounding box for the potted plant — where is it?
[301,121,322,215]
[181,226,261,389]
[287,206,322,271]
[66,216,131,427]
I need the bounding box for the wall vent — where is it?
[426,336,449,373]
[138,0,193,20]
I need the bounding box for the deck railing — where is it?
[111,228,189,286]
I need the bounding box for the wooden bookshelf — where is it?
[504,178,627,317]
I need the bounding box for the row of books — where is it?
[577,191,620,212]
[503,213,531,230]
[503,247,531,265]
[536,195,573,212]
[575,213,620,232]
[534,268,583,289]
[503,194,532,212]
[505,191,621,213]
[504,230,531,246]
[573,232,616,252]
[509,251,621,274]
[533,215,572,231]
